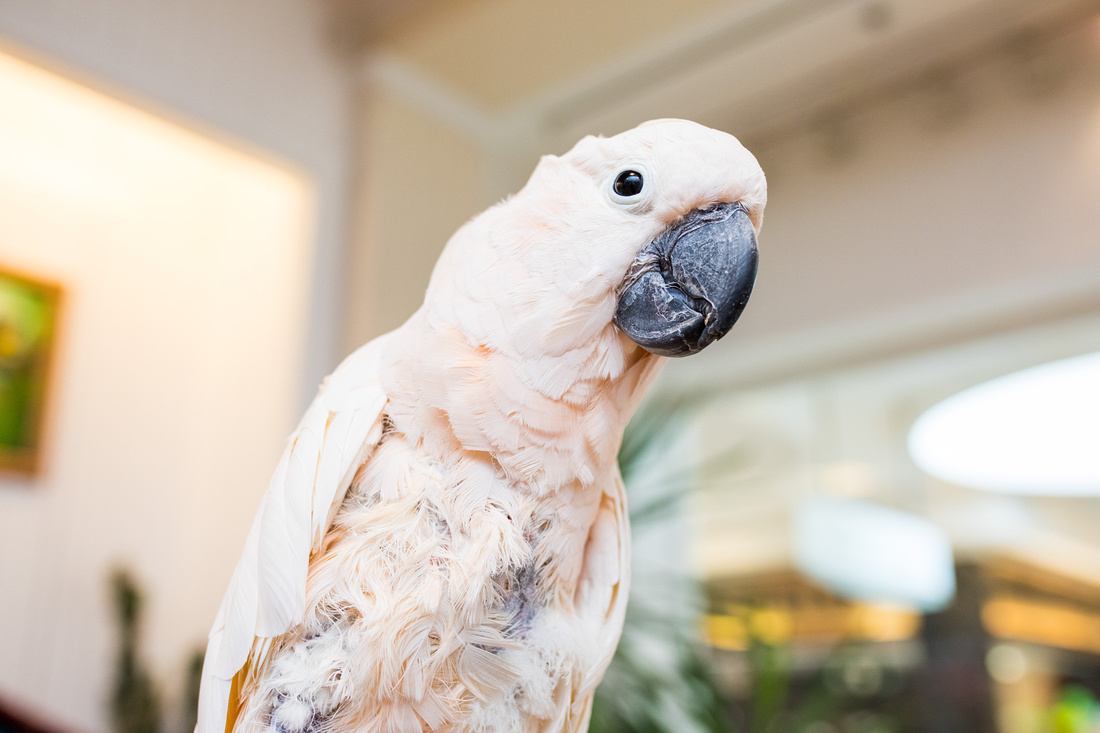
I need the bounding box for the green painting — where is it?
[0,267,60,474]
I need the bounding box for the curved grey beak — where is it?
[614,202,758,357]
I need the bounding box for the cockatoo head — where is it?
[393,119,765,481]
[425,118,765,361]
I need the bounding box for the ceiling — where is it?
[336,0,1097,153]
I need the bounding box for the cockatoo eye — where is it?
[607,164,652,210]
[613,170,644,198]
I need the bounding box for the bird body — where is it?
[197,119,766,732]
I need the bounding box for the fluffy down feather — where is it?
[197,119,765,732]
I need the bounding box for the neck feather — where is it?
[381,313,663,493]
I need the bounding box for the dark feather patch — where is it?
[497,563,539,639]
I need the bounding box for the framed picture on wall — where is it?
[0,266,61,476]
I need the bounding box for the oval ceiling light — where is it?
[908,352,1100,495]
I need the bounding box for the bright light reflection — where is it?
[909,352,1100,495]
[794,497,955,611]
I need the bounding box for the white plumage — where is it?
[197,119,766,732]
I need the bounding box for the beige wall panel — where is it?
[346,87,491,347]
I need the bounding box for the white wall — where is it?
[0,0,356,404]
[682,23,1100,584]
[0,50,314,731]
[677,22,1100,391]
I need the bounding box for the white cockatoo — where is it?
[197,118,765,733]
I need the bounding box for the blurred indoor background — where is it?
[1,1,1099,732]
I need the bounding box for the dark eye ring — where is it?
[613,170,644,198]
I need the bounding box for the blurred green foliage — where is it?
[591,398,734,733]
[110,569,160,733]
[1049,686,1100,733]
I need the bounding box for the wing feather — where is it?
[561,472,632,733]
[196,334,393,733]
[256,429,316,635]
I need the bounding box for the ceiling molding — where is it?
[361,51,500,145]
